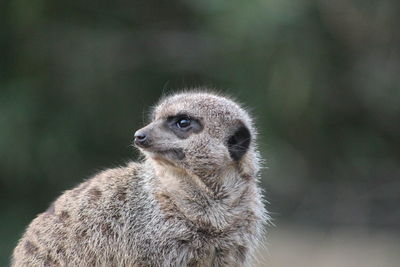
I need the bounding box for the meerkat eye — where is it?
[166,115,202,138]
[176,117,191,129]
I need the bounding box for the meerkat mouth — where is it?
[147,148,185,161]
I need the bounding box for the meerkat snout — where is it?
[12,90,268,267]
[134,129,149,147]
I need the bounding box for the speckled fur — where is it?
[12,91,268,266]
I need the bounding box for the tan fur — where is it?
[12,90,268,266]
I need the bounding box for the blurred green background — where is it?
[1,0,400,266]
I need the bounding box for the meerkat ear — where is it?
[227,124,251,161]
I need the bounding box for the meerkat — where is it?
[12,90,268,267]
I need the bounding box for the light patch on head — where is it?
[153,92,255,135]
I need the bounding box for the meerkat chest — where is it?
[132,214,245,266]
[132,196,255,266]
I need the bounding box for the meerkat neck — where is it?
[149,159,253,231]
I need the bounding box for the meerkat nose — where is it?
[134,130,149,147]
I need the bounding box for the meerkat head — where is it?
[134,91,259,178]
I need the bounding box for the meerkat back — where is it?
[12,90,268,267]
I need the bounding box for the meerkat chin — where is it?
[12,90,268,267]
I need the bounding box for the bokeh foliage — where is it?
[1,0,400,264]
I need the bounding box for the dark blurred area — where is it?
[1,0,400,265]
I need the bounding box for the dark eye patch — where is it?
[165,114,203,139]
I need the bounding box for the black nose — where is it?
[134,130,148,147]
